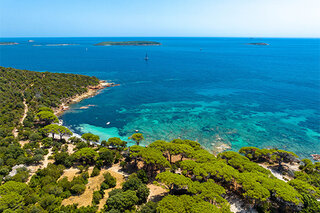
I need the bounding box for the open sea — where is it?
[0,37,319,158]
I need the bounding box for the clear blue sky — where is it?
[0,0,319,37]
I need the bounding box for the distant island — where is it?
[94,41,161,46]
[0,42,18,45]
[246,42,269,46]
[45,44,79,46]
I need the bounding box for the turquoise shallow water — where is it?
[0,37,319,158]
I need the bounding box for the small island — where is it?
[0,42,19,45]
[247,42,269,46]
[46,44,79,46]
[94,41,161,46]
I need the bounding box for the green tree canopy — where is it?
[107,137,127,150]
[41,124,72,140]
[156,171,192,192]
[157,194,222,213]
[81,133,100,144]
[105,190,139,212]
[73,147,99,165]
[130,133,144,146]
[38,107,54,113]
[35,111,59,125]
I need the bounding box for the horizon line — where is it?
[1,36,320,39]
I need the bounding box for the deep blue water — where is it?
[1,37,319,158]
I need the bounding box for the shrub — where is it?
[137,169,148,183]
[91,166,100,177]
[70,184,86,195]
[92,190,103,205]
[139,201,157,213]
[103,172,116,188]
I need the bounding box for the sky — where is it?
[0,0,319,37]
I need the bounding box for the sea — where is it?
[0,37,319,159]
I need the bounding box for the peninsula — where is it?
[246,42,269,45]
[94,41,161,46]
[0,42,19,45]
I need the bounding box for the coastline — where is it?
[54,80,119,116]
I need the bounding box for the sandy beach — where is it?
[54,80,119,116]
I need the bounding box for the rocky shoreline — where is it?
[54,80,119,116]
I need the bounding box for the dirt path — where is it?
[13,99,28,137]
[43,148,54,168]
[26,147,53,183]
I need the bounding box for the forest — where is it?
[0,67,319,213]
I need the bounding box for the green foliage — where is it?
[39,194,61,211]
[138,201,158,213]
[166,143,194,162]
[68,136,83,144]
[136,184,150,204]
[300,193,320,213]
[0,181,33,212]
[129,146,170,174]
[92,190,103,205]
[219,151,271,175]
[0,192,25,212]
[156,171,192,191]
[0,66,99,129]
[91,166,100,177]
[35,111,59,125]
[102,172,116,189]
[72,147,99,165]
[171,139,201,150]
[288,179,320,199]
[121,175,150,204]
[130,133,144,145]
[108,188,123,197]
[81,133,100,144]
[157,194,222,213]
[38,107,54,113]
[106,137,127,150]
[137,169,149,184]
[54,152,74,167]
[9,167,30,182]
[41,124,72,140]
[191,149,216,163]
[105,190,139,212]
[187,180,228,206]
[57,205,98,213]
[239,147,299,168]
[70,184,86,195]
[98,147,114,166]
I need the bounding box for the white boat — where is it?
[106,122,110,125]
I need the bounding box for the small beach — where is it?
[54,81,118,116]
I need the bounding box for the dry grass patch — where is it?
[58,167,80,181]
[147,183,168,202]
[61,167,107,207]
[97,167,126,210]
[61,165,126,209]
[19,140,29,147]
[67,144,76,154]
